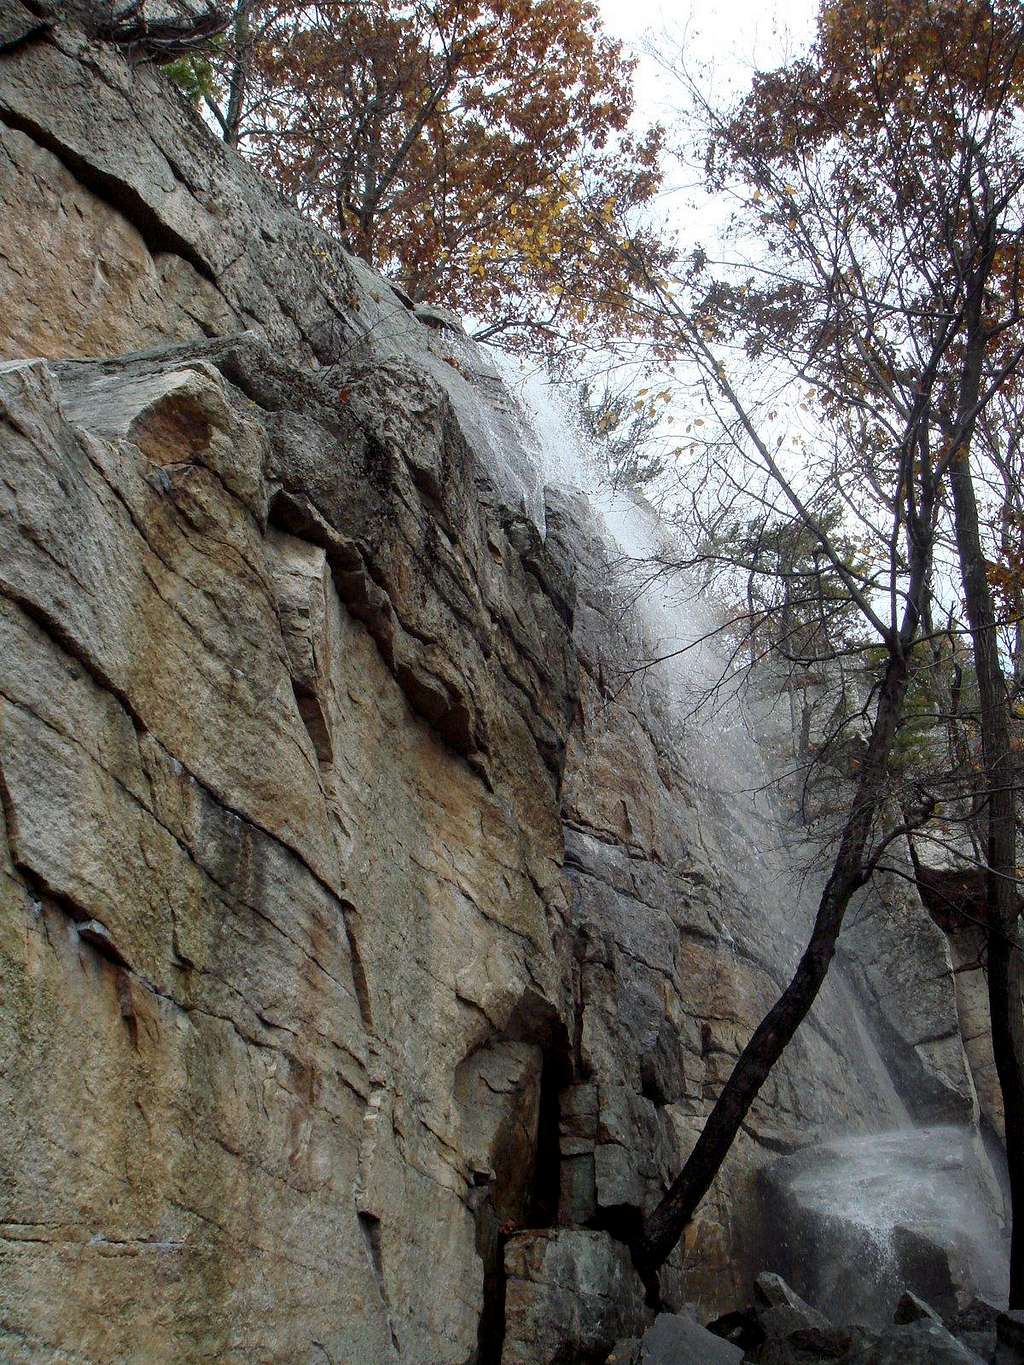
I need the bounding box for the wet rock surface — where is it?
[760,1126,1009,1327]
[845,1318,987,1364]
[694,1271,996,1365]
[997,1311,1024,1364]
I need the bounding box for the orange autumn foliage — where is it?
[202,0,671,358]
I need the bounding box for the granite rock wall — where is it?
[0,11,992,1362]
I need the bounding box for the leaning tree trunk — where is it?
[631,645,912,1282]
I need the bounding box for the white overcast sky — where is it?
[598,0,818,117]
[597,0,817,61]
[590,0,820,255]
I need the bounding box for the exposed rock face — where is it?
[839,870,983,1126]
[907,857,1007,1140]
[0,13,1001,1363]
[846,1318,987,1364]
[0,333,578,1362]
[998,1310,1024,1363]
[545,492,984,1317]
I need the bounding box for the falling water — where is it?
[767,1126,1010,1323]
[482,356,861,977]
[456,348,1009,1317]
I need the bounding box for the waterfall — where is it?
[457,347,1009,1316]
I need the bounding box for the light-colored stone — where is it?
[0,330,576,1360]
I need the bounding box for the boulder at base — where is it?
[611,1310,743,1364]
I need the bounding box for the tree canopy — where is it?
[174,0,672,358]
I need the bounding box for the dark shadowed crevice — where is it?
[473,1194,507,1365]
[340,909,374,1032]
[290,679,334,768]
[586,1199,644,1247]
[358,1211,402,1355]
[527,1047,565,1229]
[640,1063,668,1107]
[474,1035,570,1365]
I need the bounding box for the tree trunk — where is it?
[989,922,1024,1306]
[949,444,1024,1307]
[631,646,911,1281]
[944,226,1024,1303]
[223,0,251,145]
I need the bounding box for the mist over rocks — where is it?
[0,9,1007,1362]
[758,1127,1008,1327]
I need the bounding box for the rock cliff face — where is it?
[0,12,996,1363]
